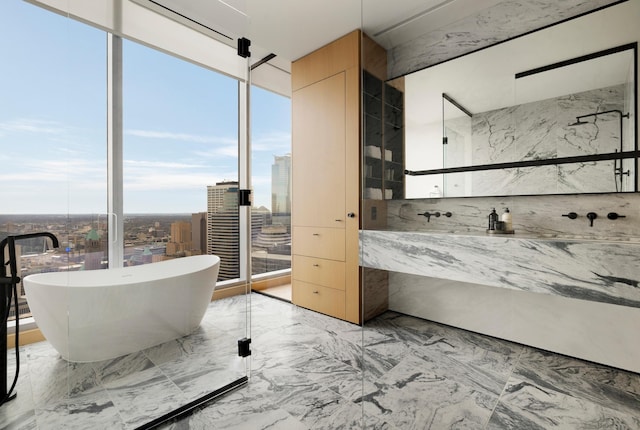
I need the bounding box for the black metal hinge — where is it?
[238,338,252,357]
[237,37,251,58]
[238,189,252,207]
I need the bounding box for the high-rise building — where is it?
[207,181,239,280]
[252,223,292,274]
[271,154,291,216]
[166,221,193,256]
[191,212,207,255]
[271,155,291,233]
[207,181,239,214]
[206,182,269,281]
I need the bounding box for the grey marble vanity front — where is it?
[360,230,640,308]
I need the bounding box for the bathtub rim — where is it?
[23,254,220,288]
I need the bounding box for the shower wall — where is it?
[464,84,633,196]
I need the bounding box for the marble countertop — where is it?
[362,228,640,244]
[360,229,640,308]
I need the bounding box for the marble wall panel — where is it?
[465,85,626,196]
[388,0,623,78]
[385,192,640,241]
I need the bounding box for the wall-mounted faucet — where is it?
[562,211,625,226]
[607,212,626,220]
[417,211,452,222]
[418,211,438,222]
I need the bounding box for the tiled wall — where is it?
[384,192,640,241]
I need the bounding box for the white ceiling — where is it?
[137,0,505,69]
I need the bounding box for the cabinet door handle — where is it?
[313,264,320,267]
[312,233,320,236]
[335,219,343,222]
[312,290,319,294]
[347,212,356,218]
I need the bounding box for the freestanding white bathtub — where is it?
[23,255,220,363]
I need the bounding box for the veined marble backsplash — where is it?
[382,192,640,241]
[387,0,623,78]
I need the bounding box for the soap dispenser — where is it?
[488,208,498,230]
[501,208,512,231]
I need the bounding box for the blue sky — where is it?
[0,0,290,214]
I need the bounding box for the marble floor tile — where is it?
[406,348,512,397]
[364,311,440,342]
[1,351,36,430]
[257,346,363,401]
[34,388,124,430]
[0,410,37,430]
[253,321,335,353]
[103,365,187,428]
[514,347,640,417]
[487,376,640,429]
[358,352,497,429]
[159,353,246,400]
[4,293,640,430]
[26,354,100,408]
[91,351,156,385]
[296,356,363,401]
[142,326,236,367]
[159,373,308,430]
[276,383,363,430]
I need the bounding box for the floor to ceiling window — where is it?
[0,1,107,320]
[250,86,292,276]
[0,0,286,321]
[122,40,240,280]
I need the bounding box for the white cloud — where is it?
[124,129,290,158]
[123,158,235,191]
[124,160,205,170]
[0,158,105,183]
[252,131,291,152]
[193,145,239,158]
[123,171,234,191]
[0,118,68,135]
[125,129,236,146]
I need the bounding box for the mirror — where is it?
[400,40,637,198]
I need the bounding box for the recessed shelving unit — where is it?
[363,70,404,200]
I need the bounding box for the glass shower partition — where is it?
[0,1,252,428]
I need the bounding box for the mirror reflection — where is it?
[401,43,636,198]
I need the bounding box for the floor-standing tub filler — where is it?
[24,255,220,362]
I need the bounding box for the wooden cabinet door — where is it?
[292,72,346,229]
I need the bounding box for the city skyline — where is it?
[0,1,290,215]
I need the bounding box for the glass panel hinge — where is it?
[238,337,252,357]
[237,37,251,58]
[238,189,252,206]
